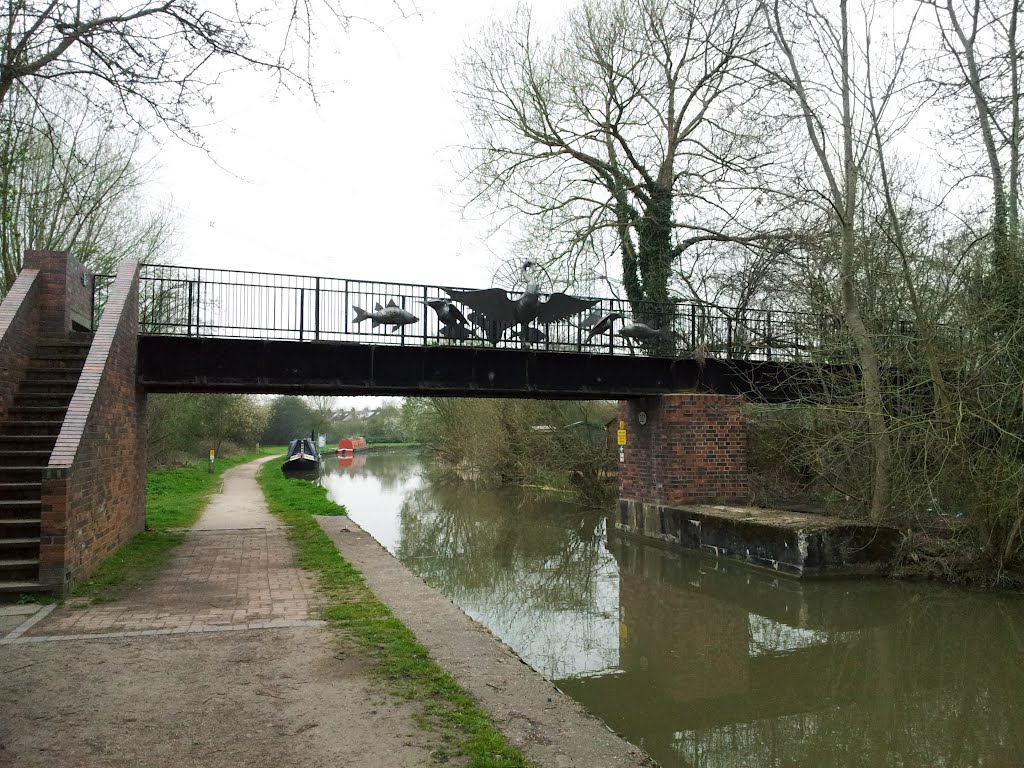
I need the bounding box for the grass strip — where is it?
[257,464,530,768]
[73,449,274,601]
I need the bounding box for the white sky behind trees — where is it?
[149,0,570,289]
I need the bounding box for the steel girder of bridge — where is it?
[138,336,821,402]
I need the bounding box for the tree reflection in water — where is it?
[395,478,620,680]
[323,452,1024,768]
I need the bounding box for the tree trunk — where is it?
[839,0,891,521]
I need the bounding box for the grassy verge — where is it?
[257,465,530,768]
[72,448,273,602]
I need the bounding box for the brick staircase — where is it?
[0,336,91,593]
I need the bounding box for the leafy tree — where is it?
[147,394,267,464]
[263,396,315,445]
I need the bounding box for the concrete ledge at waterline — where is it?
[615,499,899,578]
[315,514,654,768]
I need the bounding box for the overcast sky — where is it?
[148,0,571,407]
[150,0,569,290]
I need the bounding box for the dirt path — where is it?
[0,457,441,767]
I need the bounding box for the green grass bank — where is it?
[256,464,530,768]
[72,449,273,602]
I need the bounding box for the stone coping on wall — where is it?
[44,260,139,477]
[0,269,41,421]
[0,269,40,334]
[615,499,899,578]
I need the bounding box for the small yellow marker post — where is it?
[208,449,215,474]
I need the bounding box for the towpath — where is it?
[0,457,441,767]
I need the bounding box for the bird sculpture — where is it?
[510,328,548,344]
[445,261,599,347]
[439,325,479,341]
[585,311,624,342]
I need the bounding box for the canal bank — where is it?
[316,513,651,767]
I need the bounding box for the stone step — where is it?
[0,435,57,449]
[0,536,41,561]
[0,501,42,521]
[0,555,42,582]
[0,519,41,538]
[0,558,40,569]
[36,337,92,350]
[0,482,41,500]
[33,342,90,354]
[0,467,42,483]
[11,393,73,408]
[0,422,62,438]
[0,452,49,468]
[5,406,67,421]
[23,366,83,378]
[0,580,48,594]
[17,381,78,395]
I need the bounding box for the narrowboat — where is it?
[283,437,320,473]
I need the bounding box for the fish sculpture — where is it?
[618,322,673,341]
[353,300,418,331]
[585,311,624,341]
[445,262,599,346]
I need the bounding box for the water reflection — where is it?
[394,481,619,679]
[322,451,1024,768]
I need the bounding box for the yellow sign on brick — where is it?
[617,429,627,446]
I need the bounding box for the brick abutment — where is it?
[617,393,749,507]
[0,252,144,595]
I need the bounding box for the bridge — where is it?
[0,253,891,595]
[98,262,856,401]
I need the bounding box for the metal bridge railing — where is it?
[90,265,944,362]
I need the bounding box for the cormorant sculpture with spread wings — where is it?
[444,261,599,346]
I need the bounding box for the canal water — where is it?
[321,450,1024,768]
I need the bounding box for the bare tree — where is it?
[0,1,364,139]
[306,395,338,440]
[757,0,929,520]
[458,0,780,339]
[922,0,1023,326]
[0,86,177,294]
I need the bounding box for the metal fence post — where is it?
[187,281,195,337]
[299,288,305,341]
[315,278,321,340]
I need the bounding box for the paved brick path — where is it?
[17,456,323,642]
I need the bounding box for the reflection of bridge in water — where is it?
[560,537,1024,768]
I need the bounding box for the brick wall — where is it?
[40,261,145,591]
[22,250,93,336]
[0,270,41,423]
[617,394,748,506]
